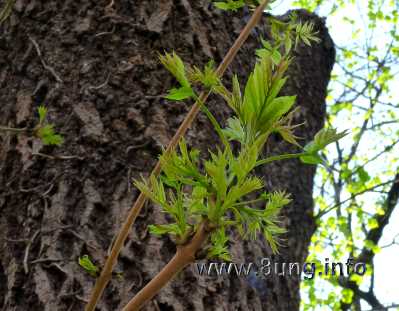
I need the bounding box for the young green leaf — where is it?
[205,149,229,201]
[165,86,195,101]
[36,124,64,146]
[79,255,99,277]
[213,0,245,11]
[230,143,259,183]
[275,125,301,147]
[208,227,231,261]
[300,128,347,165]
[299,153,323,165]
[149,223,182,236]
[303,128,348,154]
[256,95,297,137]
[223,176,263,210]
[159,139,205,187]
[294,20,321,48]
[222,117,246,143]
[231,191,289,252]
[37,105,47,124]
[188,60,220,89]
[159,52,191,88]
[242,56,272,126]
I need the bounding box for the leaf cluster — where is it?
[35,105,64,146]
[141,17,346,260]
[135,138,290,256]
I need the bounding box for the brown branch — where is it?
[363,303,399,311]
[84,2,271,310]
[358,171,399,264]
[340,171,399,310]
[121,221,211,311]
[31,152,85,161]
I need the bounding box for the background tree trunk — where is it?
[0,1,334,310]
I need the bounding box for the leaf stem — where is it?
[233,197,264,207]
[255,152,305,167]
[85,2,271,310]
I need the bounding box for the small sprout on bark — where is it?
[34,105,64,146]
[38,105,47,125]
[79,255,99,277]
[0,105,63,146]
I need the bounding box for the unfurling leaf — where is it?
[294,20,321,48]
[300,128,347,165]
[187,60,220,89]
[37,105,47,124]
[303,128,348,154]
[159,51,191,88]
[208,227,231,261]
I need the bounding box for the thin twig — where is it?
[31,257,65,264]
[84,1,271,310]
[32,152,85,161]
[105,0,115,11]
[29,36,63,83]
[87,72,111,91]
[95,26,116,37]
[0,126,27,133]
[66,229,98,250]
[317,178,399,218]
[24,230,41,274]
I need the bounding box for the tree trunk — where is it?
[0,1,334,310]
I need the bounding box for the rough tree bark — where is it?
[0,1,334,310]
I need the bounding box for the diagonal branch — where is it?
[340,171,399,310]
[358,171,399,264]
